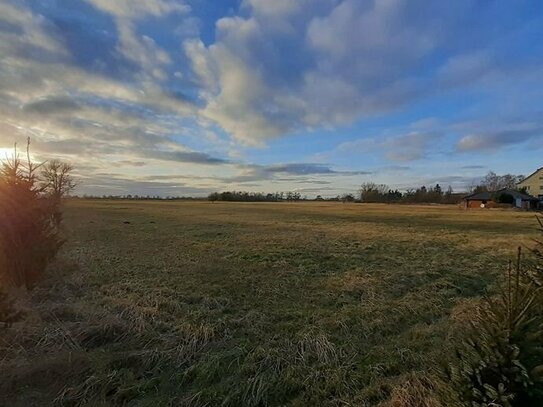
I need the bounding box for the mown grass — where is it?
[0,201,538,406]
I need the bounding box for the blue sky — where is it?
[1,0,542,197]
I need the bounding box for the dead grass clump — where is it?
[327,270,384,306]
[447,297,481,334]
[55,358,159,406]
[240,349,282,406]
[380,374,448,407]
[76,316,131,349]
[296,331,339,365]
[35,324,82,352]
[0,352,92,404]
[168,322,219,367]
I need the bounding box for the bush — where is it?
[0,141,72,289]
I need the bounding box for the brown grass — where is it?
[0,200,537,406]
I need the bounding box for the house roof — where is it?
[463,191,492,200]
[517,167,543,185]
[463,188,538,201]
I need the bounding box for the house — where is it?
[517,167,543,199]
[462,188,539,210]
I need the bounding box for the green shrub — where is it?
[0,141,71,289]
[448,247,543,406]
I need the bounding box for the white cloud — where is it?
[0,2,67,57]
[85,0,189,80]
[335,131,442,162]
[307,0,434,60]
[457,127,542,152]
[84,0,189,20]
[181,0,541,149]
[116,21,172,80]
[182,0,464,144]
[242,0,306,17]
[183,39,218,92]
[0,0,69,113]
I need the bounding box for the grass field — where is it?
[1,200,539,406]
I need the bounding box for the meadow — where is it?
[1,200,539,406]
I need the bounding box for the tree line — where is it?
[359,171,527,204]
[208,191,304,202]
[78,195,203,200]
[359,182,460,204]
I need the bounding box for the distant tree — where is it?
[39,160,76,200]
[401,184,454,204]
[385,189,403,202]
[208,192,219,202]
[207,191,290,203]
[442,185,459,204]
[479,171,525,192]
[359,182,389,202]
[286,191,301,202]
[341,193,355,203]
[427,184,443,203]
[40,160,76,225]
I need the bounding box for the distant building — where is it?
[462,188,539,210]
[517,167,543,198]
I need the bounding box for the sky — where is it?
[1,0,542,197]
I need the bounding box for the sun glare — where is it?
[0,148,15,161]
[0,148,13,158]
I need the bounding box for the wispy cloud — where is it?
[335,131,442,162]
[457,127,543,152]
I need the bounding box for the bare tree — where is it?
[40,160,76,200]
[481,171,524,191]
[39,160,76,226]
[359,182,389,202]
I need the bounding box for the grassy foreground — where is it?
[1,201,539,406]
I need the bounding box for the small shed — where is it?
[463,189,539,210]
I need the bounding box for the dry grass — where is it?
[0,200,537,406]
[379,373,448,407]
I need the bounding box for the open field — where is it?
[1,201,540,406]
